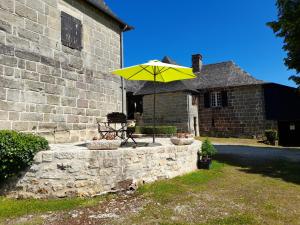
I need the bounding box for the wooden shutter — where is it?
[61,12,82,50]
[204,92,210,108]
[221,91,228,107]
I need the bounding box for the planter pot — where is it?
[170,137,194,145]
[86,140,122,150]
[198,158,212,170]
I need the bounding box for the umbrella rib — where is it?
[141,66,156,76]
[170,68,196,77]
[159,67,171,74]
[126,65,151,80]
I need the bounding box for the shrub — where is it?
[201,139,217,158]
[265,129,278,145]
[134,126,177,135]
[0,130,49,182]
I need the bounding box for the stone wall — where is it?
[188,94,199,136]
[0,0,123,142]
[5,140,200,198]
[143,92,197,133]
[199,85,277,138]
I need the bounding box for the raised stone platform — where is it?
[7,138,201,198]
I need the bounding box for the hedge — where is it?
[134,126,177,135]
[0,130,49,183]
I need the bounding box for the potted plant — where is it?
[198,139,217,169]
[170,133,194,145]
[86,133,122,150]
[264,129,278,146]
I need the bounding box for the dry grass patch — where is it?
[196,136,274,147]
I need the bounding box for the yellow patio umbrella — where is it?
[112,60,196,145]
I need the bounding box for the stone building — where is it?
[133,57,200,135]
[127,55,300,146]
[0,0,132,142]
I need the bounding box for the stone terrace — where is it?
[5,138,201,199]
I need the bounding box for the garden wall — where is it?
[6,140,201,198]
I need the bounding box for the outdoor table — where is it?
[97,121,136,145]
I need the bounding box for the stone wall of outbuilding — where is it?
[198,85,277,138]
[0,0,123,142]
[142,92,195,133]
[5,140,201,198]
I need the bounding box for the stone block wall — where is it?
[199,85,277,138]
[142,92,193,132]
[188,94,199,136]
[0,0,123,142]
[5,141,200,198]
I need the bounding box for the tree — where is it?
[267,0,300,87]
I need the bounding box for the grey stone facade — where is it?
[142,92,199,135]
[199,85,277,138]
[0,0,126,142]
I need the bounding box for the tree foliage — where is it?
[267,0,300,86]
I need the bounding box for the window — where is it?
[210,92,222,107]
[204,91,228,108]
[61,12,82,50]
[192,95,198,105]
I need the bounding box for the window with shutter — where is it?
[61,12,82,50]
[210,92,222,107]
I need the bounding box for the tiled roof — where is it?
[188,61,264,90]
[86,0,133,31]
[126,57,264,95]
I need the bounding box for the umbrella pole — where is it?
[153,74,156,143]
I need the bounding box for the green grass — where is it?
[138,161,224,204]
[202,214,257,225]
[0,196,102,220]
[2,158,300,224]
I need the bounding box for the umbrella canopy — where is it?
[112,60,196,82]
[112,60,197,145]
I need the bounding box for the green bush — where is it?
[201,139,217,158]
[265,129,278,145]
[135,126,177,135]
[0,130,49,183]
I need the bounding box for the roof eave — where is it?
[86,0,134,32]
[134,89,199,96]
[197,82,266,91]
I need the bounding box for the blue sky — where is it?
[105,0,296,87]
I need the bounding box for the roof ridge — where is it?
[203,60,234,67]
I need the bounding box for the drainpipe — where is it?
[187,93,190,133]
[120,25,128,114]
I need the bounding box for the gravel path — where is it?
[214,144,300,162]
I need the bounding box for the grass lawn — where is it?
[0,196,105,224]
[1,159,300,225]
[196,136,277,147]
